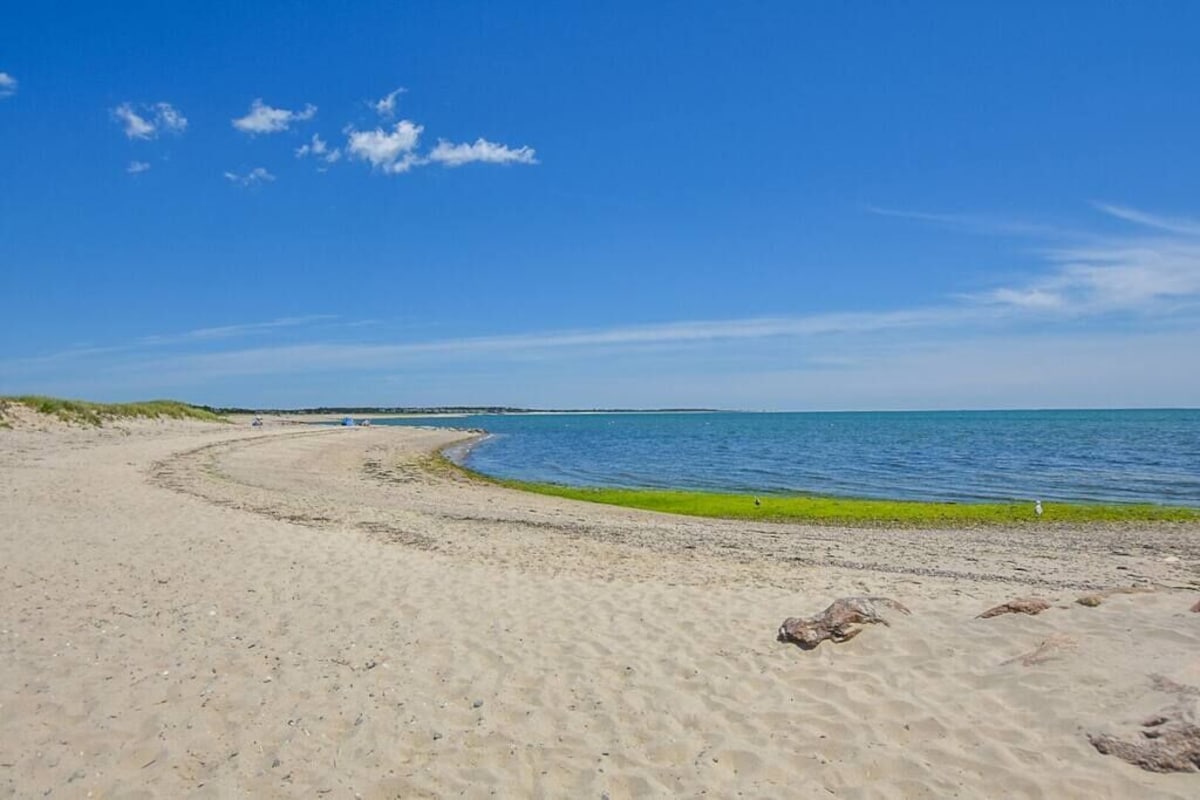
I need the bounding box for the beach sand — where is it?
[2,415,1198,798]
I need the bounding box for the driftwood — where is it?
[1088,676,1200,773]
[777,596,910,649]
[977,597,1051,619]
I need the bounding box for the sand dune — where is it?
[2,419,1198,798]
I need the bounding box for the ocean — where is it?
[374,410,1200,507]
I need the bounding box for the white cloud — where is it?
[139,315,338,345]
[373,87,405,117]
[346,120,424,174]
[865,205,1067,238]
[1093,203,1200,237]
[0,72,17,98]
[428,137,538,167]
[967,211,1200,316]
[126,161,151,174]
[4,315,340,371]
[346,123,538,175]
[975,288,1063,310]
[232,99,317,134]
[295,133,341,165]
[13,203,1198,410]
[112,101,188,139]
[112,104,155,139]
[223,167,276,187]
[154,102,188,134]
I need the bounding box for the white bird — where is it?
[1035,500,1043,516]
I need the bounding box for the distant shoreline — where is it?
[215,406,725,416]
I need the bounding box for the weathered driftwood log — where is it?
[977,597,1051,619]
[1089,679,1200,773]
[1089,717,1200,773]
[777,596,910,649]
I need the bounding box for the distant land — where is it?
[210,406,722,416]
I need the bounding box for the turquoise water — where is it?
[375,410,1200,506]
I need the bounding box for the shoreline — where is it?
[422,429,1200,525]
[434,448,1200,526]
[365,410,1200,513]
[3,420,1199,796]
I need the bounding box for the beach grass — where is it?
[429,453,1199,527]
[0,396,226,427]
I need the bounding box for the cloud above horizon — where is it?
[7,204,1196,408]
[223,166,275,187]
[346,120,424,173]
[295,133,342,166]
[963,206,1200,316]
[428,137,538,167]
[372,87,405,117]
[232,99,317,134]
[0,72,17,98]
[345,124,537,174]
[99,87,534,179]
[112,102,188,139]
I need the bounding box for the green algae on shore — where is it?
[429,452,1200,528]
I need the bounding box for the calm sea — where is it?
[374,410,1200,507]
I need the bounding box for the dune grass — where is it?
[1,396,226,427]
[429,452,1199,527]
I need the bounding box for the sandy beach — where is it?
[2,415,1199,798]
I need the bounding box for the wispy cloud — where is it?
[372,87,405,117]
[428,138,537,167]
[5,315,340,371]
[112,102,188,139]
[345,89,539,176]
[966,204,1200,315]
[346,120,425,173]
[345,124,539,175]
[8,205,1198,409]
[232,99,317,134]
[295,133,342,166]
[0,72,17,98]
[865,205,1069,238]
[138,314,338,345]
[1092,203,1200,236]
[126,160,151,174]
[223,167,275,187]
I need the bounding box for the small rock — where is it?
[472,699,484,709]
[1190,598,1200,613]
[978,598,1051,619]
[1077,595,1103,607]
[432,732,443,741]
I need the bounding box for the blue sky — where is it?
[3,1,1200,409]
